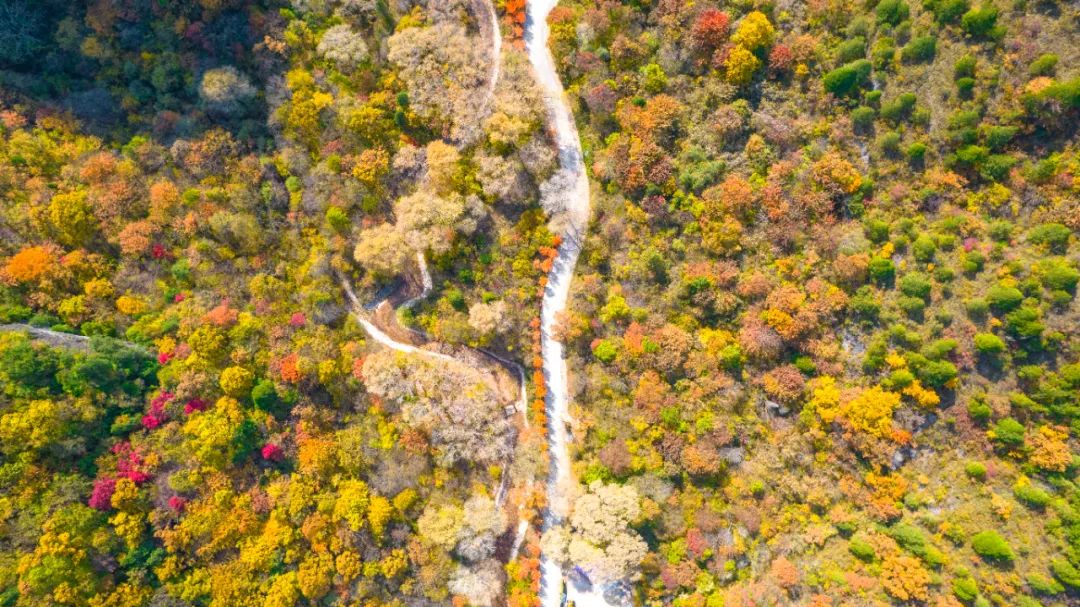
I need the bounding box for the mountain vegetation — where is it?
[0,0,1077,606]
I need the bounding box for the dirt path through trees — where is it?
[522,1,617,606]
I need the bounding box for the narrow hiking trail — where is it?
[480,0,502,109]
[340,0,608,600]
[336,0,509,368]
[399,251,432,311]
[339,264,528,514]
[523,2,615,606]
[337,267,453,362]
[335,0,526,512]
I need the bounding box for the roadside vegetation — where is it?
[0,0,1077,606]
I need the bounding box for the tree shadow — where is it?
[0,0,276,149]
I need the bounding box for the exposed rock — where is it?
[764,399,791,417]
[890,446,915,470]
[0,324,90,350]
[720,447,745,467]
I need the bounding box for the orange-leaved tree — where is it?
[1,244,57,285]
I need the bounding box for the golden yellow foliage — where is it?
[700,216,744,255]
[281,70,334,148]
[181,397,247,470]
[332,479,370,532]
[115,293,148,316]
[57,295,87,325]
[367,494,393,540]
[760,308,796,339]
[885,352,907,369]
[811,152,862,195]
[49,190,96,246]
[393,488,418,514]
[296,552,334,600]
[264,572,301,607]
[881,554,930,601]
[343,103,393,142]
[807,375,841,423]
[89,583,152,607]
[352,147,390,189]
[731,11,775,50]
[83,277,114,299]
[110,478,141,511]
[187,326,227,360]
[335,550,362,581]
[865,471,909,503]
[417,503,464,550]
[379,548,408,579]
[1029,425,1071,472]
[109,511,145,549]
[219,366,254,398]
[297,435,337,476]
[902,380,940,409]
[285,67,315,91]
[425,140,461,194]
[317,359,339,386]
[843,386,900,438]
[699,328,735,355]
[991,492,1013,520]
[725,45,761,85]
[0,399,63,450]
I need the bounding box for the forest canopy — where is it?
[0,0,1078,606]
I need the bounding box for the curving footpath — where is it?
[479,0,502,110]
[340,0,600,600]
[523,2,615,606]
[335,0,530,509]
[337,267,453,362]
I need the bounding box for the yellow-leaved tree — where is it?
[725,45,762,85]
[843,385,901,438]
[731,11,776,51]
[332,479,370,532]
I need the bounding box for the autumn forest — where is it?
[0,0,1078,606]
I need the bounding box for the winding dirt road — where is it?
[339,0,606,602]
[522,1,621,606]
